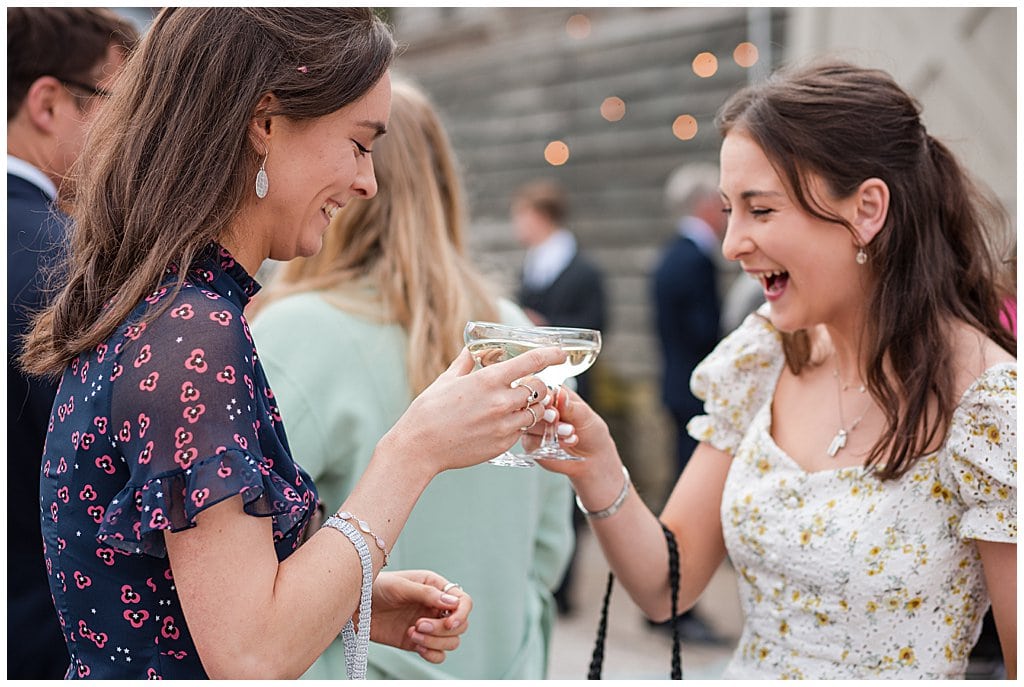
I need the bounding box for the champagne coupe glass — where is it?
[463,321,560,468]
[524,326,602,462]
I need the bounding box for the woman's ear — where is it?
[249,92,278,147]
[850,177,889,247]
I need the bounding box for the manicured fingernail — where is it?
[411,631,426,643]
[543,408,557,423]
[557,422,574,437]
[542,393,552,406]
[441,593,459,604]
[416,644,428,654]
[449,619,461,630]
[564,434,579,445]
[417,621,435,633]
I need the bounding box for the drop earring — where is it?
[255,153,269,199]
[855,247,867,265]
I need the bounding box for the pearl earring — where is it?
[255,153,269,199]
[855,247,867,265]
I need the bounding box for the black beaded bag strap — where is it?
[587,522,682,679]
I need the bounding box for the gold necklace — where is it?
[827,366,870,458]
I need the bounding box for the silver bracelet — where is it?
[335,510,391,567]
[574,465,631,520]
[323,515,373,680]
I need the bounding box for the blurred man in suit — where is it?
[7,8,136,678]
[512,179,606,400]
[512,179,607,616]
[651,163,728,642]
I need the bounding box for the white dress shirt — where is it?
[522,228,577,291]
[7,154,58,200]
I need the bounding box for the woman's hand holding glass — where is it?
[526,326,601,461]
[463,321,562,467]
[525,386,629,513]
[380,343,565,476]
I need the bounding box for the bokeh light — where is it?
[692,51,718,78]
[600,96,626,122]
[566,14,591,40]
[672,115,698,141]
[544,140,570,166]
[733,42,759,68]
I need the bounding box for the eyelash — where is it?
[722,207,774,217]
[352,140,372,156]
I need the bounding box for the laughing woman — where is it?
[536,60,1016,679]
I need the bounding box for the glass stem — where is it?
[539,385,562,453]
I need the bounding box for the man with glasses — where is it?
[7,8,136,679]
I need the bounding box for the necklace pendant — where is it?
[827,429,848,458]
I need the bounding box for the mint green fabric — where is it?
[251,294,573,679]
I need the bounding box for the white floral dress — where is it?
[688,309,1017,679]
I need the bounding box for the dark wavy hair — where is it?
[716,59,1015,480]
[22,8,396,378]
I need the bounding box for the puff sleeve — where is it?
[686,306,785,455]
[942,364,1017,543]
[98,285,312,556]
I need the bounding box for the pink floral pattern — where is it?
[40,244,319,678]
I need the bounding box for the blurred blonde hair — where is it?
[263,77,498,394]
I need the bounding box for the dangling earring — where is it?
[255,152,269,199]
[855,247,868,265]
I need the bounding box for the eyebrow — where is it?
[720,189,785,202]
[739,189,785,200]
[358,120,388,138]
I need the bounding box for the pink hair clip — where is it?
[296,65,308,74]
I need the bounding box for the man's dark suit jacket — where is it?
[652,233,720,472]
[8,172,71,677]
[517,250,606,400]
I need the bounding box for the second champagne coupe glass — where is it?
[524,326,602,461]
[463,321,559,468]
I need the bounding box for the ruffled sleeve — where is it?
[686,305,785,455]
[943,364,1017,543]
[98,285,312,556]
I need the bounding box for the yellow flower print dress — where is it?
[688,308,1016,679]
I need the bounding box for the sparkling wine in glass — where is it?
[463,321,559,468]
[526,326,602,461]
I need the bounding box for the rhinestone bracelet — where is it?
[321,516,372,680]
[334,511,391,567]
[574,465,631,520]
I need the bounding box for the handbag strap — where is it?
[587,521,682,679]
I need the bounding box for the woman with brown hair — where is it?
[536,60,1016,679]
[250,78,573,679]
[21,8,563,679]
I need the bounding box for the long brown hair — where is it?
[716,59,1016,480]
[20,8,395,379]
[260,78,499,394]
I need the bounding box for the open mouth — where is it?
[758,270,789,298]
[321,201,342,223]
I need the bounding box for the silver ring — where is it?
[519,405,539,432]
[442,582,461,593]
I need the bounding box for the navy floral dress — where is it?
[40,244,319,678]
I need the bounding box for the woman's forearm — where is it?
[168,440,435,678]
[568,442,731,620]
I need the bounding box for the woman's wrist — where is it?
[569,456,630,515]
[372,427,438,490]
[575,465,631,519]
